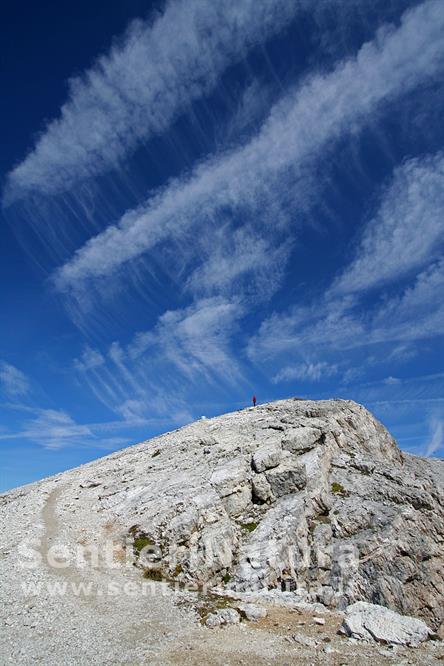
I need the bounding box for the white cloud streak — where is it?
[425,418,443,456]
[250,257,444,363]
[4,0,303,203]
[249,296,363,360]
[0,404,175,450]
[129,297,244,384]
[73,297,244,422]
[184,225,291,301]
[24,409,93,450]
[370,259,444,343]
[273,361,338,383]
[54,0,444,292]
[250,140,444,369]
[0,407,92,450]
[0,362,30,398]
[333,152,444,294]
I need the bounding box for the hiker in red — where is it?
[252,395,257,407]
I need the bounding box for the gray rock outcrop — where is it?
[89,398,442,631]
[205,607,241,627]
[237,603,268,621]
[341,601,434,646]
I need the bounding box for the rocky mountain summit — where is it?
[99,398,443,630]
[1,398,443,664]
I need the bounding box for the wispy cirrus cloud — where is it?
[249,144,444,377]
[371,258,444,343]
[74,297,244,422]
[54,0,444,294]
[333,152,444,294]
[0,406,92,449]
[129,296,244,384]
[0,362,30,398]
[425,418,444,456]
[249,257,444,363]
[3,0,303,203]
[215,78,275,149]
[184,225,291,301]
[248,296,363,360]
[23,409,93,450]
[273,361,338,383]
[0,404,163,450]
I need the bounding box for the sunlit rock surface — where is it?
[1,398,443,663]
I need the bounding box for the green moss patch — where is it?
[133,535,154,555]
[240,522,257,532]
[331,482,349,496]
[196,593,238,624]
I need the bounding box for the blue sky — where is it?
[1,0,443,491]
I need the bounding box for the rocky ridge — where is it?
[1,398,443,664]
[94,398,443,631]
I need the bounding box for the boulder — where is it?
[252,473,273,503]
[222,486,252,517]
[252,445,282,473]
[210,458,249,497]
[340,601,434,647]
[79,479,102,489]
[237,603,268,621]
[282,427,321,453]
[265,460,306,497]
[205,607,241,627]
[313,616,326,625]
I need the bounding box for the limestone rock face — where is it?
[104,398,441,631]
[2,398,443,635]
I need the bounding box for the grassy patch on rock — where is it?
[331,482,349,497]
[196,593,239,625]
[133,535,154,555]
[240,521,257,532]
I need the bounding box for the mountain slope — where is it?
[1,398,443,663]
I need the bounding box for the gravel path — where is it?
[0,477,200,664]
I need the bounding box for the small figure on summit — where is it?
[252,395,257,407]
